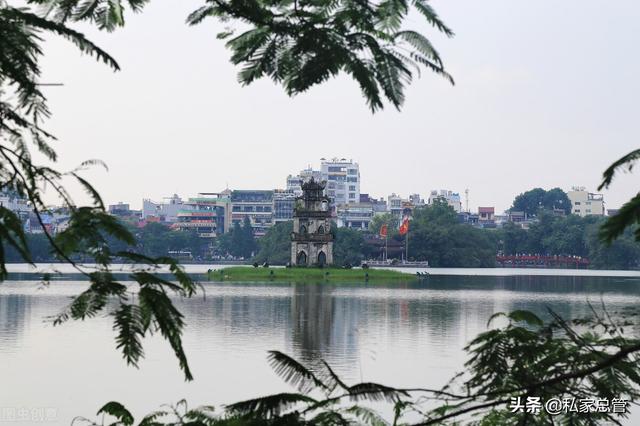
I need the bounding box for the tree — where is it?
[598,148,640,243]
[408,200,498,267]
[511,187,571,216]
[1,0,455,381]
[253,221,293,265]
[333,226,366,266]
[369,212,398,235]
[29,0,454,112]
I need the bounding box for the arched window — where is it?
[297,251,307,265]
[317,251,327,266]
[300,225,307,234]
[318,225,325,234]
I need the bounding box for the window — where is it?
[349,185,356,191]
[347,177,358,182]
[328,166,344,172]
[348,169,358,175]
[575,202,581,205]
[349,193,355,199]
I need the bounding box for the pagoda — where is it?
[291,178,333,266]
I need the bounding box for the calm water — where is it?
[1,271,640,424]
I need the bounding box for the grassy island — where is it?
[207,266,417,283]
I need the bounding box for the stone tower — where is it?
[291,178,333,266]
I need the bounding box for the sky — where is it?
[39,0,640,213]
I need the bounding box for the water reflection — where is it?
[1,276,640,425]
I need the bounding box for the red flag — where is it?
[379,224,388,237]
[399,217,409,235]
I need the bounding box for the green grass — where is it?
[207,266,417,283]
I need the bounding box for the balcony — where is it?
[291,233,333,243]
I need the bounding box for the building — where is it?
[478,207,495,222]
[409,194,425,207]
[273,189,297,223]
[567,187,605,217]
[387,193,403,219]
[336,203,374,230]
[286,168,322,196]
[142,194,184,223]
[173,193,231,238]
[291,179,333,266]
[0,188,31,231]
[360,194,387,214]
[428,190,462,212]
[321,158,360,207]
[230,190,274,236]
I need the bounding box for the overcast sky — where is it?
[39,0,639,213]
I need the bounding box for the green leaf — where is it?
[97,401,134,426]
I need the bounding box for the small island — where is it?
[206,267,419,283]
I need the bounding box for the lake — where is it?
[1,267,640,424]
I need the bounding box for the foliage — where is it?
[332,225,367,266]
[136,222,209,259]
[598,148,640,244]
[499,212,640,270]
[369,212,399,235]
[216,217,257,258]
[408,200,498,267]
[0,0,203,381]
[253,221,293,264]
[30,0,455,112]
[81,306,640,425]
[511,187,571,216]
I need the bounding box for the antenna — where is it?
[465,189,469,212]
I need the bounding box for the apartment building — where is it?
[567,187,605,217]
[321,158,360,206]
[230,190,274,236]
[428,190,462,212]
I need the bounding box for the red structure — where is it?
[496,255,589,269]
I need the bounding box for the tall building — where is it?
[567,187,605,217]
[428,190,462,212]
[291,179,333,266]
[321,158,360,207]
[230,190,274,236]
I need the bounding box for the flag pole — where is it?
[405,225,409,263]
[385,232,388,261]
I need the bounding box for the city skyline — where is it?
[38,0,639,213]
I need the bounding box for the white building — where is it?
[142,194,184,222]
[286,167,322,196]
[336,203,374,230]
[567,187,604,217]
[0,189,32,231]
[321,158,360,206]
[428,190,462,212]
[387,193,404,219]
